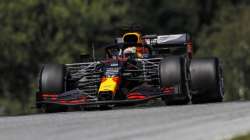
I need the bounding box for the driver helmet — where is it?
[123,32,149,58]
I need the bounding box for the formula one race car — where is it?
[36,31,224,112]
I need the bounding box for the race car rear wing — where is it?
[115,33,193,58]
[115,33,191,46]
[143,33,191,46]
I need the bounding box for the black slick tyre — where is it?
[190,58,224,104]
[38,64,67,112]
[160,56,190,105]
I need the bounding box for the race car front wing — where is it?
[36,88,175,107]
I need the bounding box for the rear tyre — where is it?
[160,56,190,105]
[190,58,224,104]
[38,64,67,113]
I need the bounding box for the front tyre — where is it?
[160,56,190,105]
[38,64,67,113]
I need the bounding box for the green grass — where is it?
[232,133,250,140]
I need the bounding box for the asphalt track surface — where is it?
[1,101,250,140]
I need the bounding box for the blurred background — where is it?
[0,0,250,116]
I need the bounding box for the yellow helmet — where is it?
[122,32,143,44]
